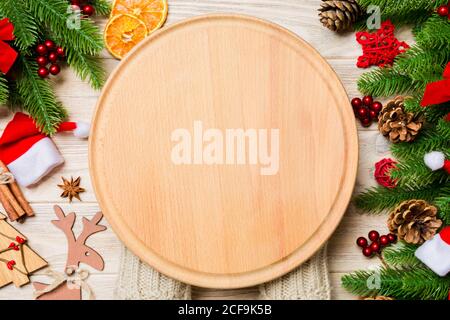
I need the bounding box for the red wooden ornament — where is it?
[374,158,398,188]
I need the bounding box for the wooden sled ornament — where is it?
[33,206,106,300]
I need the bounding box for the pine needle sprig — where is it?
[342,267,450,300]
[0,74,8,105]
[354,183,448,213]
[435,195,450,224]
[390,161,450,190]
[16,56,67,134]
[92,0,112,16]
[24,0,104,56]
[382,242,422,268]
[0,0,38,51]
[416,15,450,51]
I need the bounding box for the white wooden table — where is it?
[0,0,413,300]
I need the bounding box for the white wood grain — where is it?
[0,0,414,300]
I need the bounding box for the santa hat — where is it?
[415,226,450,277]
[424,151,450,174]
[0,113,90,187]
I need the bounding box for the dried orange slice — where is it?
[111,0,168,34]
[105,14,148,59]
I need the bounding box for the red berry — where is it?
[351,97,363,109]
[437,5,449,17]
[370,241,381,252]
[44,40,55,50]
[356,237,368,248]
[36,56,48,67]
[357,107,369,119]
[369,110,378,120]
[56,47,65,57]
[387,233,397,243]
[38,67,49,78]
[370,101,383,113]
[48,52,58,63]
[16,236,25,244]
[362,246,373,257]
[49,64,61,75]
[36,44,47,55]
[82,4,95,16]
[363,96,373,106]
[368,230,380,241]
[379,235,389,246]
[360,117,371,127]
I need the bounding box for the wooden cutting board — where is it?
[90,14,358,289]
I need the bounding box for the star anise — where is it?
[58,176,85,202]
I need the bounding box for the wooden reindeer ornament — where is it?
[33,206,106,300]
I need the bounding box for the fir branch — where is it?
[357,68,423,97]
[24,0,104,55]
[354,184,446,213]
[0,0,38,50]
[92,0,112,16]
[382,242,422,268]
[15,55,67,135]
[0,74,8,105]
[437,117,450,140]
[391,160,450,190]
[416,15,450,51]
[342,267,450,300]
[435,195,450,224]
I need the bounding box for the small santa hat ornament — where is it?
[0,113,90,187]
[424,151,450,174]
[415,226,450,277]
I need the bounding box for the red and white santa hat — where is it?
[415,226,450,277]
[424,151,450,174]
[0,112,90,187]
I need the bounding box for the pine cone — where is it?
[388,200,442,245]
[378,97,423,143]
[318,0,362,32]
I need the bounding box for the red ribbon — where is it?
[0,18,17,74]
[421,62,450,107]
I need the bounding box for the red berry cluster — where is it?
[70,0,95,16]
[351,96,383,127]
[437,3,450,19]
[35,40,64,78]
[356,230,397,257]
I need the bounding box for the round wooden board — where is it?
[90,14,358,289]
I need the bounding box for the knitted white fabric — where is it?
[115,244,330,300]
[259,245,330,300]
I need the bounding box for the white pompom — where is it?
[73,121,90,138]
[424,151,445,171]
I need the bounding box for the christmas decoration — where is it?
[351,95,383,127]
[421,62,450,107]
[34,40,65,78]
[0,0,111,134]
[355,230,396,258]
[318,0,363,32]
[33,206,106,299]
[0,18,17,74]
[0,213,47,287]
[424,151,450,174]
[58,176,85,202]
[437,4,450,17]
[374,158,397,188]
[388,200,442,245]
[106,0,168,60]
[356,20,409,68]
[0,113,90,187]
[415,226,450,277]
[378,96,423,143]
[0,160,33,222]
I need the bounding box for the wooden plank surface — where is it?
[0,0,409,300]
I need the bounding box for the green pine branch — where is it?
[92,0,112,16]
[416,15,450,50]
[0,74,8,105]
[0,0,38,50]
[15,55,67,135]
[390,161,450,190]
[382,242,422,268]
[342,267,450,300]
[435,195,450,224]
[24,0,104,55]
[354,183,447,213]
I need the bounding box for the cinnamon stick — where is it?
[0,186,19,221]
[0,161,33,217]
[0,185,25,218]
